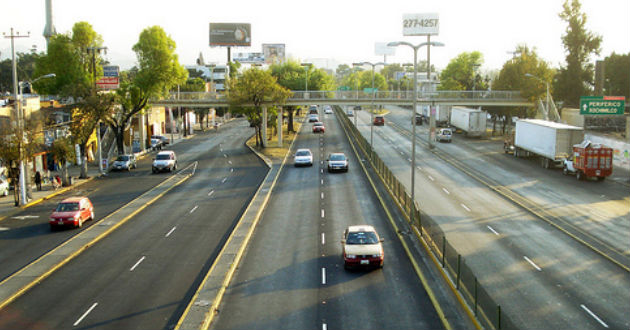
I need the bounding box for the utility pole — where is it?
[4,28,30,206]
[87,46,107,175]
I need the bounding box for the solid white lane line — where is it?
[321,268,326,284]
[523,256,542,271]
[428,175,435,181]
[442,187,450,195]
[208,190,214,197]
[189,206,198,214]
[321,233,325,245]
[222,178,227,183]
[487,225,500,236]
[580,304,609,328]
[74,302,98,326]
[321,209,325,218]
[461,204,471,212]
[130,256,146,272]
[165,226,177,237]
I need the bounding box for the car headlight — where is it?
[346,254,356,259]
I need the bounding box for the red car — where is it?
[312,122,325,133]
[49,197,94,230]
[373,115,385,126]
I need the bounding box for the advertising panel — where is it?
[97,65,120,90]
[263,44,286,63]
[233,52,265,63]
[375,42,395,56]
[209,23,251,47]
[403,13,439,36]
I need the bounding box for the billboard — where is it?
[234,52,265,63]
[403,13,439,36]
[96,65,119,90]
[375,42,395,56]
[263,44,285,64]
[209,23,251,47]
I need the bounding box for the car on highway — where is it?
[435,128,453,143]
[151,135,170,145]
[49,196,94,230]
[341,225,384,269]
[111,154,137,171]
[327,153,348,172]
[414,114,423,125]
[150,138,163,150]
[346,109,354,117]
[0,175,9,197]
[324,105,333,114]
[312,122,325,133]
[152,150,178,173]
[294,148,313,167]
[373,115,385,126]
[353,105,362,111]
[308,114,319,123]
[308,105,319,115]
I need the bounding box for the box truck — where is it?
[450,107,487,137]
[416,105,450,127]
[512,119,584,168]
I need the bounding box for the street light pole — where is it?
[388,40,444,226]
[87,46,107,174]
[301,63,311,99]
[353,61,385,153]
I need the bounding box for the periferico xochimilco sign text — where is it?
[580,96,626,115]
[403,13,439,36]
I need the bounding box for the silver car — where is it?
[435,128,453,143]
[294,149,313,167]
[111,154,137,171]
[327,153,348,172]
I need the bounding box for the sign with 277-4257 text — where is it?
[403,13,439,36]
[580,96,626,115]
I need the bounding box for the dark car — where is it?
[414,115,423,125]
[151,135,170,145]
[373,115,385,126]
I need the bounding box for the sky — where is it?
[2,0,629,74]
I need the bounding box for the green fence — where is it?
[334,106,518,330]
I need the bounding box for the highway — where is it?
[347,105,630,330]
[0,120,268,329]
[210,109,450,330]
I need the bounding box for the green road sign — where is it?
[580,96,625,115]
[338,86,351,91]
[363,88,378,93]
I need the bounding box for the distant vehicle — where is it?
[312,122,325,133]
[151,135,169,145]
[450,106,487,137]
[414,114,423,125]
[562,141,613,181]
[308,114,319,123]
[152,150,178,173]
[353,105,362,111]
[111,154,137,171]
[512,119,584,169]
[324,105,333,114]
[150,138,163,151]
[435,128,453,143]
[49,196,94,230]
[294,148,313,167]
[0,176,9,197]
[346,109,354,117]
[327,153,348,172]
[373,115,385,126]
[308,105,319,115]
[341,225,384,269]
[417,105,450,127]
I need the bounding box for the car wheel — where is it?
[90,211,94,221]
[77,218,83,228]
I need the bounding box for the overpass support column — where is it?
[277,106,283,147]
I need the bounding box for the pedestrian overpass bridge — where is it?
[151,90,533,108]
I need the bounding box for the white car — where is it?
[324,105,333,114]
[341,225,384,269]
[327,153,348,172]
[294,149,313,167]
[152,150,178,173]
[435,128,453,143]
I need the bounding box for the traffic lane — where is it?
[0,129,267,330]
[210,120,323,330]
[0,171,170,282]
[386,105,630,255]
[320,111,444,329]
[360,109,630,329]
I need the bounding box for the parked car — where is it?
[312,122,325,133]
[111,154,137,171]
[151,135,170,145]
[0,176,9,197]
[327,153,348,172]
[294,148,313,167]
[152,150,178,173]
[435,128,453,143]
[308,114,320,123]
[373,115,385,126]
[150,138,163,150]
[341,225,384,269]
[49,196,94,230]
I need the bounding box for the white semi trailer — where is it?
[450,107,487,137]
[513,119,584,168]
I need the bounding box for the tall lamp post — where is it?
[301,63,312,99]
[352,61,385,152]
[388,40,444,226]
[86,46,107,174]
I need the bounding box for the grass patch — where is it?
[247,116,303,162]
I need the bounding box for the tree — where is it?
[48,137,75,187]
[438,51,487,91]
[227,68,291,147]
[554,0,602,107]
[603,52,629,100]
[106,26,187,155]
[0,52,41,94]
[33,34,90,97]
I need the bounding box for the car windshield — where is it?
[330,154,346,161]
[346,231,379,245]
[296,151,311,157]
[56,202,79,212]
[116,156,130,161]
[442,130,452,135]
[156,154,171,160]
[314,123,323,126]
